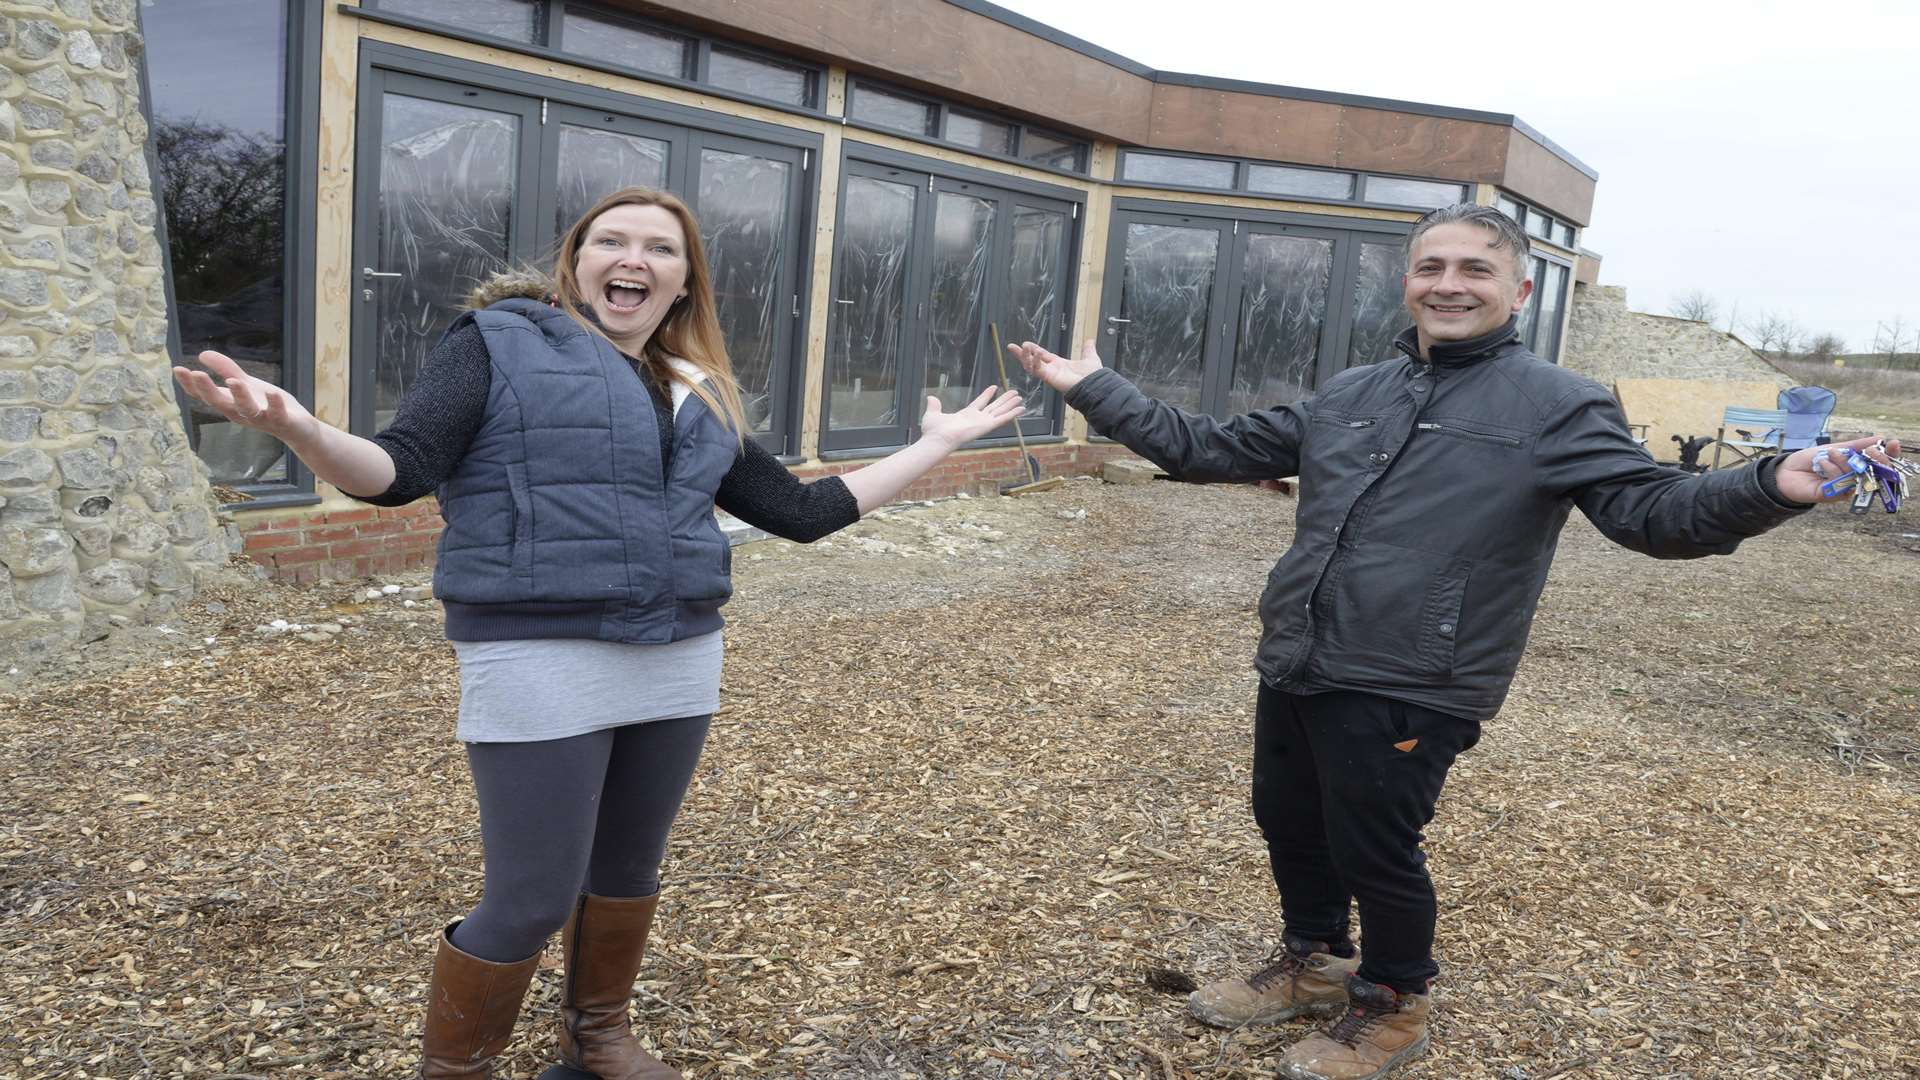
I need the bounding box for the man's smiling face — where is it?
[1402,222,1533,355]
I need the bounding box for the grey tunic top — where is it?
[451,632,722,742]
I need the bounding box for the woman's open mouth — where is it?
[604,278,649,313]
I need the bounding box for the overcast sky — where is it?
[995,0,1919,352]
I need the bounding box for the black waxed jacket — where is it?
[1066,319,1810,721]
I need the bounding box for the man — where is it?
[1010,203,1899,1080]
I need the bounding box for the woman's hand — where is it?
[173,350,320,448]
[918,386,1025,451]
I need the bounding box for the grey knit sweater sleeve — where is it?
[352,324,860,543]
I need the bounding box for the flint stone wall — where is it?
[0,0,235,664]
[1563,283,1791,390]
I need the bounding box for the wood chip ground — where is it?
[4,478,1917,1079]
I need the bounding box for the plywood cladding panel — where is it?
[1335,105,1508,182]
[1146,85,1508,184]
[1503,127,1595,224]
[620,0,1594,214]
[620,0,1155,141]
[1145,84,1346,166]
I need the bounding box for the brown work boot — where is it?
[419,923,541,1079]
[556,892,681,1080]
[1275,975,1431,1080]
[1188,936,1361,1028]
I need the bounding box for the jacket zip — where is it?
[1416,421,1522,448]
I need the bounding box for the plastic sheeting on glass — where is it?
[945,112,1015,156]
[1004,207,1067,419]
[828,176,917,430]
[1517,256,1547,349]
[1364,176,1466,210]
[372,94,517,430]
[708,47,813,106]
[921,193,996,415]
[1111,223,1219,413]
[1228,235,1331,415]
[146,0,291,484]
[1537,263,1568,362]
[1021,130,1084,172]
[375,0,540,42]
[1123,153,1236,190]
[561,10,691,78]
[848,83,936,135]
[1347,241,1409,369]
[555,125,669,240]
[1246,164,1354,201]
[698,149,790,432]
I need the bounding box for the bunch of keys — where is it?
[1812,441,1914,514]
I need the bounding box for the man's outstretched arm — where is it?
[1010,340,1308,484]
[1537,384,1903,557]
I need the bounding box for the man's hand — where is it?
[1773,435,1904,504]
[918,386,1024,450]
[1010,340,1103,394]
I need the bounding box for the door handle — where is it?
[362,267,403,281]
[833,298,856,305]
[1105,316,1131,323]
[1106,315,1130,336]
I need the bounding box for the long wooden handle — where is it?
[988,323,1034,471]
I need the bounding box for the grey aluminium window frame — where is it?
[818,141,1085,458]
[153,0,325,511]
[842,77,1092,178]
[1115,147,1470,214]
[348,40,824,457]
[1520,249,1575,363]
[346,3,829,115]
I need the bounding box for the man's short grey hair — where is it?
[1406,203,1531,282]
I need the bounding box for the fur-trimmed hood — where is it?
[464,269,556,311]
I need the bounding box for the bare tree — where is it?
[1872,317,1911,366]
[1803,332,1847,364]
[1668,290,1719,324]
[1742,312,1804,358]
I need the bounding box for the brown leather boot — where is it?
[419,924,541,1079]
[1275,975,1431,1080]
[1188,937,1360,1028]
[556,892,681,1080]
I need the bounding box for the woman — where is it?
[174,187,1024,1079]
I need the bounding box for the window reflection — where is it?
[375,0,541,43]
[146,0,290,484]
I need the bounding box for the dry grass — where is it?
[1774,360,1920,438]
[3,478,1918,1079]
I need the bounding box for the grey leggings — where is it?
[449,715,710,963]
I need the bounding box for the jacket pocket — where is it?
[1322,542,1472,682]
[505,462,533,581]
[1417,564,1468,677]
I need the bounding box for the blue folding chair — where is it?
[1777,386,1836,451]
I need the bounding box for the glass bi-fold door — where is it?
[351,65,811,453]
[1099,207,1412,419]
[823,160,1075,452]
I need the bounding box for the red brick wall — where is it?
[239,502,444,584]
[235,443,1137,582]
